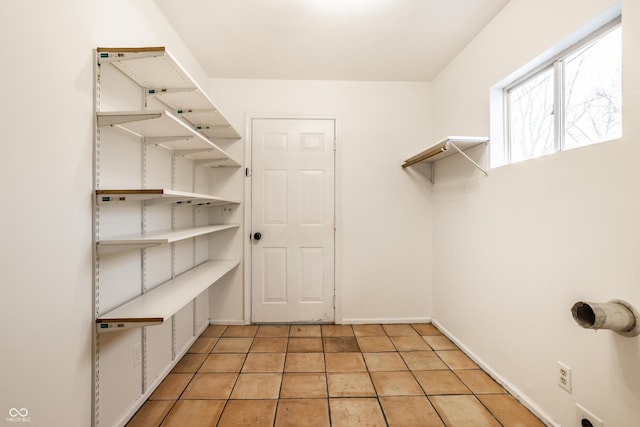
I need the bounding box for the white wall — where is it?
[431,0,640,425]
[208,79,434,323]
[0,1,216,426]
[0,2,93,426]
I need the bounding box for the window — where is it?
[505,18,621,164]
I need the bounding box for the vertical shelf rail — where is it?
[92,48,102,427]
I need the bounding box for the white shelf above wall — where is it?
[95,188,240,206]
[97,110,240,167]
[402,136,489,183]
[97,46,241,140]
[97,224,240,254]
[96,259,240,333]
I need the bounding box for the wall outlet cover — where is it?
[558,361,572,393]
[576,403,604,427]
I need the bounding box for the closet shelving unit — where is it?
[94,46,241,333]
[94,46,243,425]
[402,136,489,183]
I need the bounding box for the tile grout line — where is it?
[407,323,449,427]
[130,323,544,426]
[322,340,334,427]
[208,326,235,427]
[161,326,226,427]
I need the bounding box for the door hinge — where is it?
[333,217,336,229]
[245,167,251,177]
[333,139,337,152]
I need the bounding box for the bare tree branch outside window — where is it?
[507,25,621,163]
[564,27,621,149]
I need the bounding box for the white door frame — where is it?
[243,113,342,325]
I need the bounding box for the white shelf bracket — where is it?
[143,136,193,145]
[195,158,230,166]
[174,148,214,156]
[447,141,489,177]
[97,112,162,127]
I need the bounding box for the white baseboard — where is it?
[340,317,432,325]
[431,319,559,427]
[209,318,434,326]
[209,319,247,326]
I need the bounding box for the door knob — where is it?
[253,232,262,240]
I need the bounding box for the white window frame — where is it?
[503,16,621,164]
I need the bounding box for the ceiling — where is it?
[154,0,509,82]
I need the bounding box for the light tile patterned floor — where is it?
[127,324,545,427]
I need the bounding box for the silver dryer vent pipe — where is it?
[571,299,640,337]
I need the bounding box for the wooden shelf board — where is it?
[97,224,240,254]
[96,259,240,333]
[402,136,489,168]
[97,46,165,53]
[96,188,240,206]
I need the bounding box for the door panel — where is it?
[262,247,287,303]
[251,119,335,323]
[300,247,324,302]
[263,170,288,224]
[300,170,324,225]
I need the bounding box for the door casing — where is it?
[243,114,342,324]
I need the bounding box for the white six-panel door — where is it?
[251,118,335,323]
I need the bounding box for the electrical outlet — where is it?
[133,342,142,368]
[576,403,604,427]
[558,361,572,392]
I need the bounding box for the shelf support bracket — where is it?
[143,136,193,145]
[447,141,488,177]
[195,158,231,166]
[173,148,214,156]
